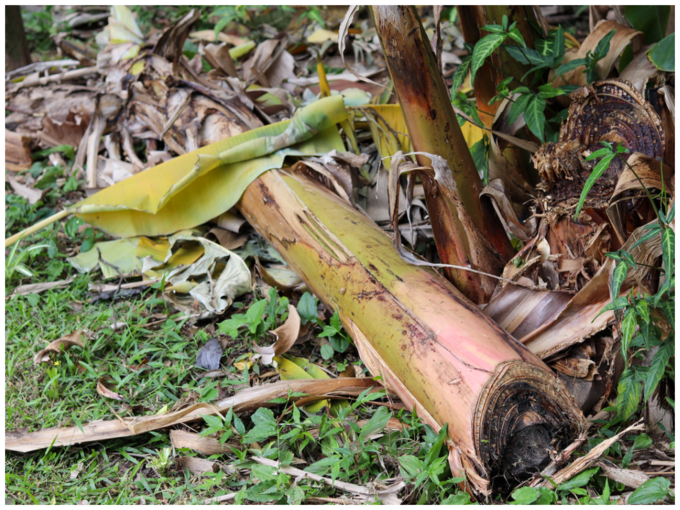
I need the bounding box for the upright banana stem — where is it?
[372,6,514,303]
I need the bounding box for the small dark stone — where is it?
[195,338,223,371]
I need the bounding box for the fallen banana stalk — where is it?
[238,168,585,495]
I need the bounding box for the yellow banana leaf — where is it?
[73,96,348,238]
[274,354,348,415]
[70,230,251,318]
[364,104,484,169]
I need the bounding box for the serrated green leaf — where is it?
[243,407,277,443]
[574,153,615,219]
[524,96,546,143]
[508,93,533,125]
[201,414,224,428]
[470,33,506,85]
[644,340,673,403]
[616,368,642,421]
[628,477,671,504]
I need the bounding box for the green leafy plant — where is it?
[218,288,290,341]
[553,28,616,84]
[582,144,674,423]
[148,447,172,475]
[318,310,352,359]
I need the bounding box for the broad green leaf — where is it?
[508,93,533,125]
[634,300,649,323]
[585,147,613,161]
[631,226,661,250]
[504,45,548,66]
[597,295,629,318]
[470,33,506,85]
[450,55,472,96]
[424,424,448,466]
[611,261,629,302]
[658,300,674,331]
[620,308,637,359]
[625,6,671,45]
[359,406,393,440]
[616,368,641,421]
[442,493,472,504]
[510,487,540,505]
[507,28,526,47]
[201,414,224,428]
[553,57,587,81]
[574,153,615,219]
[74,96,347,238]
[551,25,565,66]
[297,292,317,324]
[644,340,673,403]
[245,299,267,334]
[661,228,674,278]
[537,84,566,99]
[557,467,599,491]
[628,477,671,504]
[481,24,505,34]
[633,433,653,450]
[524,96,546,143]
[398,455,423,478]
[320,343,334,359]
[470,135,489,183]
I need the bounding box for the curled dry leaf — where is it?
[252,305,301,365]
[96,377,126,401]
[596,460,650,489]
[551,20,643,88]
[6,176,45,205]
[252,457,405,505]
[5,130,32,171]
[11,278,74,297]
[205,227,248,250]
[534,420,644,489]
[5,378,378,453]
[170,429,237,455]
[339,6,386,89]
[34,331,87,365]
[178,456,234,476]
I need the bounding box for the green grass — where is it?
[5,190,470,504]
